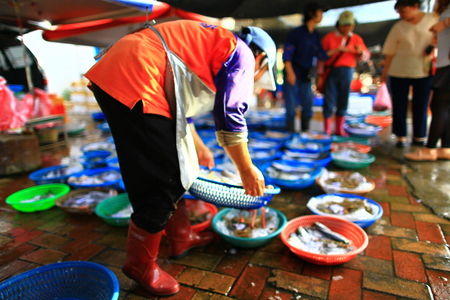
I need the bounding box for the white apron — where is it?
[149,26,216,190]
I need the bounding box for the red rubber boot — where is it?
[335,115,348,137]
[165,199,214,258]
[122,219,180,296]
[323,117,332,135]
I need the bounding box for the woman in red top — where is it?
[320,11,370,136]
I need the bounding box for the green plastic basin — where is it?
[6,183,71,213]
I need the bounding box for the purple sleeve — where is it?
[212,38,255,133]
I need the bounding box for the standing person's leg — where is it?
[334,67,353,136]
[298,80,314,132]
[425,88,449,148]
[389,76,410,147]
[323,69,339,134]
[411,76,432,144]
[283,80,298,132]
[405,79,450,161]
[435,88,450,159]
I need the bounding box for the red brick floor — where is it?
[1,136,450,299]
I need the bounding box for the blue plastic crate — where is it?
[29,164,83,185]
[92,111,106,122]
[80,150,112,169]
[260,160,322,190]
[67,167,122,189]
[0,261,119,300]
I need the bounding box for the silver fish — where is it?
[314,222,350,244]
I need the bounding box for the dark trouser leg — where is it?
[283,80,298,132]
[91,83,185,233]
[323,69,339,119]
[335,67,353,117]
[411,77,432,139]
[427,88,450,148]
[389,76,410,138]
[298,80,313,131]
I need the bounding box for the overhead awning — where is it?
[42,3,218,47]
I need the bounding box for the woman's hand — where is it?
[197,145,215,169]
[239,164,265,196]
[190,123,214,169]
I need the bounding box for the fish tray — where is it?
[260,160,322,190]
[189,178,280,209]
[95,193,131,227]
[212,207,287,248]
[56,187,118,215]
[280,215,368,265]
[306,193,384,228]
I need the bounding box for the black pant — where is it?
[427,88,450,148]
[91,84,185,233]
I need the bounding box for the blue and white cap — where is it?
[239,26,277,91]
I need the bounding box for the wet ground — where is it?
[0,114,449,300]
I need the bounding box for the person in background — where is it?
[84,20,277,297]
[282,2,336,132]
[404,0,450,160]
[380,0,438,147]
[320,10,370,136]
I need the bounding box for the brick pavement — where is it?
[1,143,450,299]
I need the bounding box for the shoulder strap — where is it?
[147,25,177,120]
[328,35,352,68]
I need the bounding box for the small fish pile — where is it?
[287,135,324,152]
[333,149,372,163]
[82,141,112,152]
[266,161,314,181]
[110,204,133,218]
[347,123,379,131]
[198,168,242,186]
[189,210,210,225]
[307,194,378,220]
[300,131,330,141]
[319,171,373,192]
[62,191,113,208]
[250,149,277,160]
[42,166,82,179]
[68,170,121,185]
[288,222,355,255]
[282,150,328,161]
[20,192,56,203]
[261,131,290,140]
[218,208,280,238]
[317,198,373,215]
[248,139,280,150]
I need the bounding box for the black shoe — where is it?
[412,140,425,146]
[396,141,406,148]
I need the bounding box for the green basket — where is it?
[95,193,131,227]
[331,153,375,170]
[6,184,71,213]
[212,207,287,248]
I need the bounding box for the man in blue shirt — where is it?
[283,2,339,132]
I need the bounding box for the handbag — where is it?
[316,36,352,93]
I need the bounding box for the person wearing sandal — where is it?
[405,0,450,161]
[380,0,438,148]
